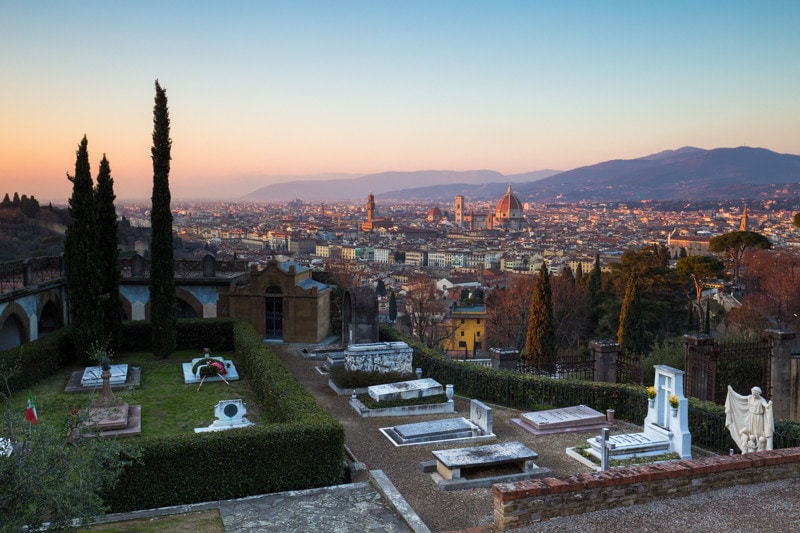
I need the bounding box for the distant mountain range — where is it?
[243,146,800,203]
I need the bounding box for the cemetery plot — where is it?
[421,441,551,490]
[65,364,141,393]
[182,356,240,384]
[380,399,495,446]
[513,405,611,435]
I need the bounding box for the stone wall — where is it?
[492,448,800,531]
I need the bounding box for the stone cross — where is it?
[595,427,616,471]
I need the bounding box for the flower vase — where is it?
[648,398,655,409]
[446,384,454,403]
[671,407,678,417]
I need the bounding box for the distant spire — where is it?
[739,205,748,232]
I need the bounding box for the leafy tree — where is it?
[617,275,645,353]
[95,155,122,353]
[793,212,800,228]
[149,80,176,357]
[64,136,104,358]
[0,193,10,207]
[709,230,771,286]
[402,275,447,348]
[675,255,725,327]
[388,290,397,322]
[524,262,555,362]
[11,192,20,207]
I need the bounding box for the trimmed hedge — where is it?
[0,328,75,393]
[102,320,344,512]
[380,324,800,453]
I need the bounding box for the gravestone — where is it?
[514,405,610,435]
[586,365,691,461]
[195,399,254,433]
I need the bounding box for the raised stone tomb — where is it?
[368,378,443,402]
[344,341,413,374]
[432,441,538,480]
[587,431,670,460]
[515,405,610,435]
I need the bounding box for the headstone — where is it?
[195,399,254,433]
[368,378,443,402]
[586,365,691,461]
[470,399,493,435]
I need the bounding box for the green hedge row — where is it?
[119,319,235,354]
[0,329,75,393]
[380,324,800,453]
[102,320,344,512]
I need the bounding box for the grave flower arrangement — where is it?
[669,394,679,409]
[646,386,657,400]
[192,354,232,390]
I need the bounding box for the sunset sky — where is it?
[2,1,799,202]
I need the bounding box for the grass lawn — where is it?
[7,350,263,437]
[90,509,224,532]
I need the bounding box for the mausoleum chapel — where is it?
[221,258,332,343]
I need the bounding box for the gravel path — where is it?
[272,344,800,532]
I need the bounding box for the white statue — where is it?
[725,385,774,453]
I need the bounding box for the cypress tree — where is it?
[95,155,122,353]
[149,80,176,357]
[587,253,602,331]
[524,262,555,363]
[617,275,645,353]
[65,136,103,358]
[388,291,397,323]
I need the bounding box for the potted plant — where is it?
[669,394,679,415]
[646,386,656,407]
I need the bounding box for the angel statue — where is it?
[725,385,774,453]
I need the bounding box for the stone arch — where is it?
[176,287,203,319]
[0,302,29,350]
[264,285,283,339]
[342,286,379,345]
[38,300,62,336]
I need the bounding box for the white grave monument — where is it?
[194,399,254,433]
[81,364,129,387]
[588,365,691,461]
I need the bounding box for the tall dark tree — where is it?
[587,253,602,331]
[64,136,103,358]
[524,262,555,362]
[388,290,397,323]
[95,155,122,353]
[617,275,645,353]
[149,80,176,357]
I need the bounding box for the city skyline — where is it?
[2,1,799,202]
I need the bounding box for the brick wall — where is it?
[492,448,800,531]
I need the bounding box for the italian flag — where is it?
[25,391,37,424]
